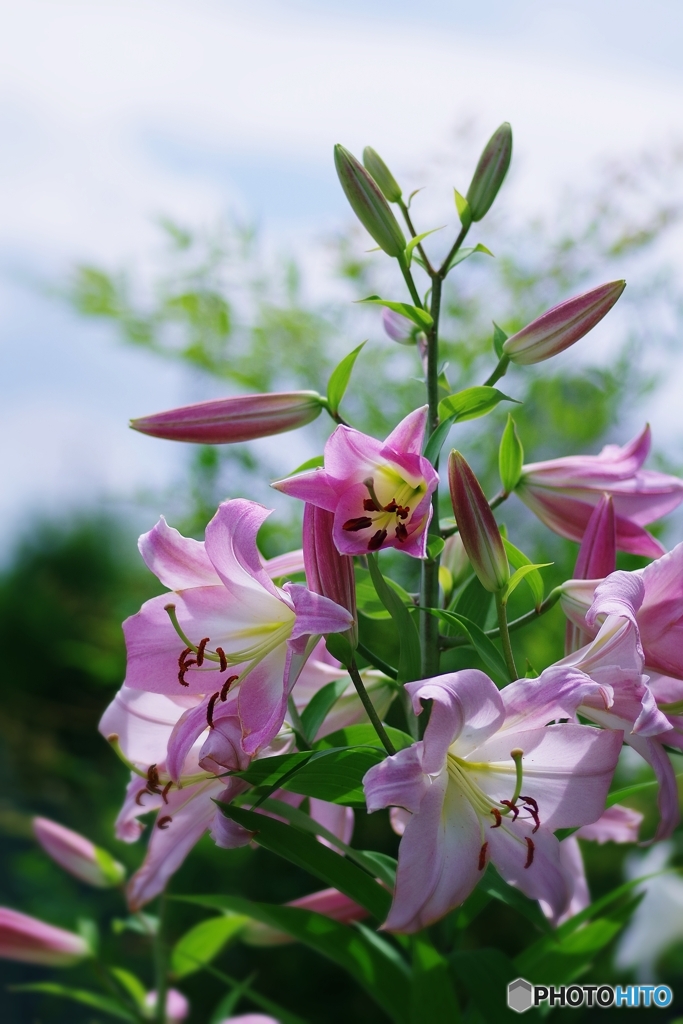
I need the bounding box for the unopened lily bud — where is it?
[441,533,471,588]
[131,391,324,444]
[466,122,513,222]
[334,144,406,258]
[303,504,358,648]
[33,817,125,888]
[144,989,190,1023]
[0,908,91,966]
[242,888,369,946]
[503,281,626,366]
[362,146,402,203]
[381,308,421,346]
[448,451,509,593]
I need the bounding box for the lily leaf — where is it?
[326,341,366,415]
[358,295,433,330]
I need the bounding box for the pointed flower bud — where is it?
[381,307,422,346]
[242,888,369,946]
[334,144,406,258]
[503,281,626,366]
[448,451,509,593]
[466,122,513,222]
[131,391,324,444]
[565,495,616,654]
[33,817,125,888]
[362,146,402,203]
[0,908,90,965]
[440,533,471,589]
[303,504,358,648]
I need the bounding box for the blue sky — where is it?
[2,0,683,551]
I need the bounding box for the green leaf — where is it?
[111,912,158,936]
[444,242,494,274]
[367,554,422,682]
[284,454,324,476]
[279,746,385,806]
[452,574,493,628]
[326,342,366,415]
[453,188,472,230]
[209,974,258,1024]
[177,893,410,1023]
[438,385,519,425]
[355,566,414,620]
[171,913,248,978]
[501,537,546,609]
[359,295,433,329]
[109,968,146,1009]
[482,866,551,933]
[314,723,414,753]
[324,632,354,668]
[199,961,307,1024]
[405,226,445,267]
[426,535,445,560]
[502,561,552,605]
[492,322,508,358]
[450,948,518,1022]
[301,678,349,744]
[423,416,456,465]
[606,778,659,806]
[411,934,459,1021]
[93,845,126,885]
[218,804,392,920]
[9,984,137,1022]
[427,607,509,684]
[234,750,314,790]
[498,414,524,495]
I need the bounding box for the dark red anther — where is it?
[395,522,408,543]
[220,675,239,701]
[135,788,148,806]
[501,799,519,821]
[478,841,488,870]
[524,837,535,869]
[206,692,220,728]
[363,497,381,512]
[146,764,161,793]
[216,647,228,672]
[178,646,193,668]
[490,807,502,828]
[161,781,173,804]
[157,816,172,830]
[196,637,210,667]
[521,796,540,833]
[178,659,196,686]
[396,504,410,520]
[383,499,397,513]
[368,529,388,551]
[343,516,374,532]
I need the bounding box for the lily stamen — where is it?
[478,842,488,870]
[196,637,210,666]
[524,837,535,868]
[206,692,220,728]
[157,816,172,830]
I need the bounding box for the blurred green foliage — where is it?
[5,139,683,1019]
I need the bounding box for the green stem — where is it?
[495,591,518,681]
[398,199,435,274]
[356,641,398,680]
[439,588,562,648]
[439,223,469,279]
[287,695,311,750]
[154,893,168,1024]
[397,254,424,308]
[483,354,510,387]
[348,659,396,755]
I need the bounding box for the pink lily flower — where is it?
[33,817,125,888]
[516,425,683,557]
[123,499,353,755]
[303,504,357,648]
[272,407,438,558]
[144,989,190,1023]
[0,908,90,966]
[557,583,680,840]
[219,1017,280,1024]
[565,495,616,654]
[242,887,369,946]
[130,390,324,444]
[563,542,683,681]
[363,669,622,932]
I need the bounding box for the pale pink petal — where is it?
[271,468,339,511]
[384,775,482,933]
[99,685,199,768]
[406,671,505,771]
[309,798,355,847]
[363,744,430,814]
[390,807,411,836]
[382,406,429,456]
[138,516,220,589]
[210,804,255,849]
[586,571,645,629]
[501,666,613,732]
[126,780,227,909]
[115,774,163,842]
[263,549,305,578]
[238,647,290,755]
[573,495,616,581]
[199,709,250,775]
[577,804,643,844]
[487,820,570,921]
[470,723,622,830]
[285,583,354,639]
[522,426,652,486]
[553,835,591,925]
[323,424,385,484]
[204,499,281,601]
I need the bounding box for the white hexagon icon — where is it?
[508,977,533,1013]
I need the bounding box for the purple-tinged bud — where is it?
[466,122,512,222]
[334,144,406,258]
[565,495,616,654]
[242,888,369,946]
[503,281,626,366]
[131,391,324,444]
[0,908,90,966]
[381,307,422,346]
[303,504,358,648]
[362,146,402,203]
[448,451,509,593]
[144,989,190,1023]
[33,817,125,888]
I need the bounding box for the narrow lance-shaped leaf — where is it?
[358,295,433,329]
[326,342,366,416]
[498,414,524,495]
